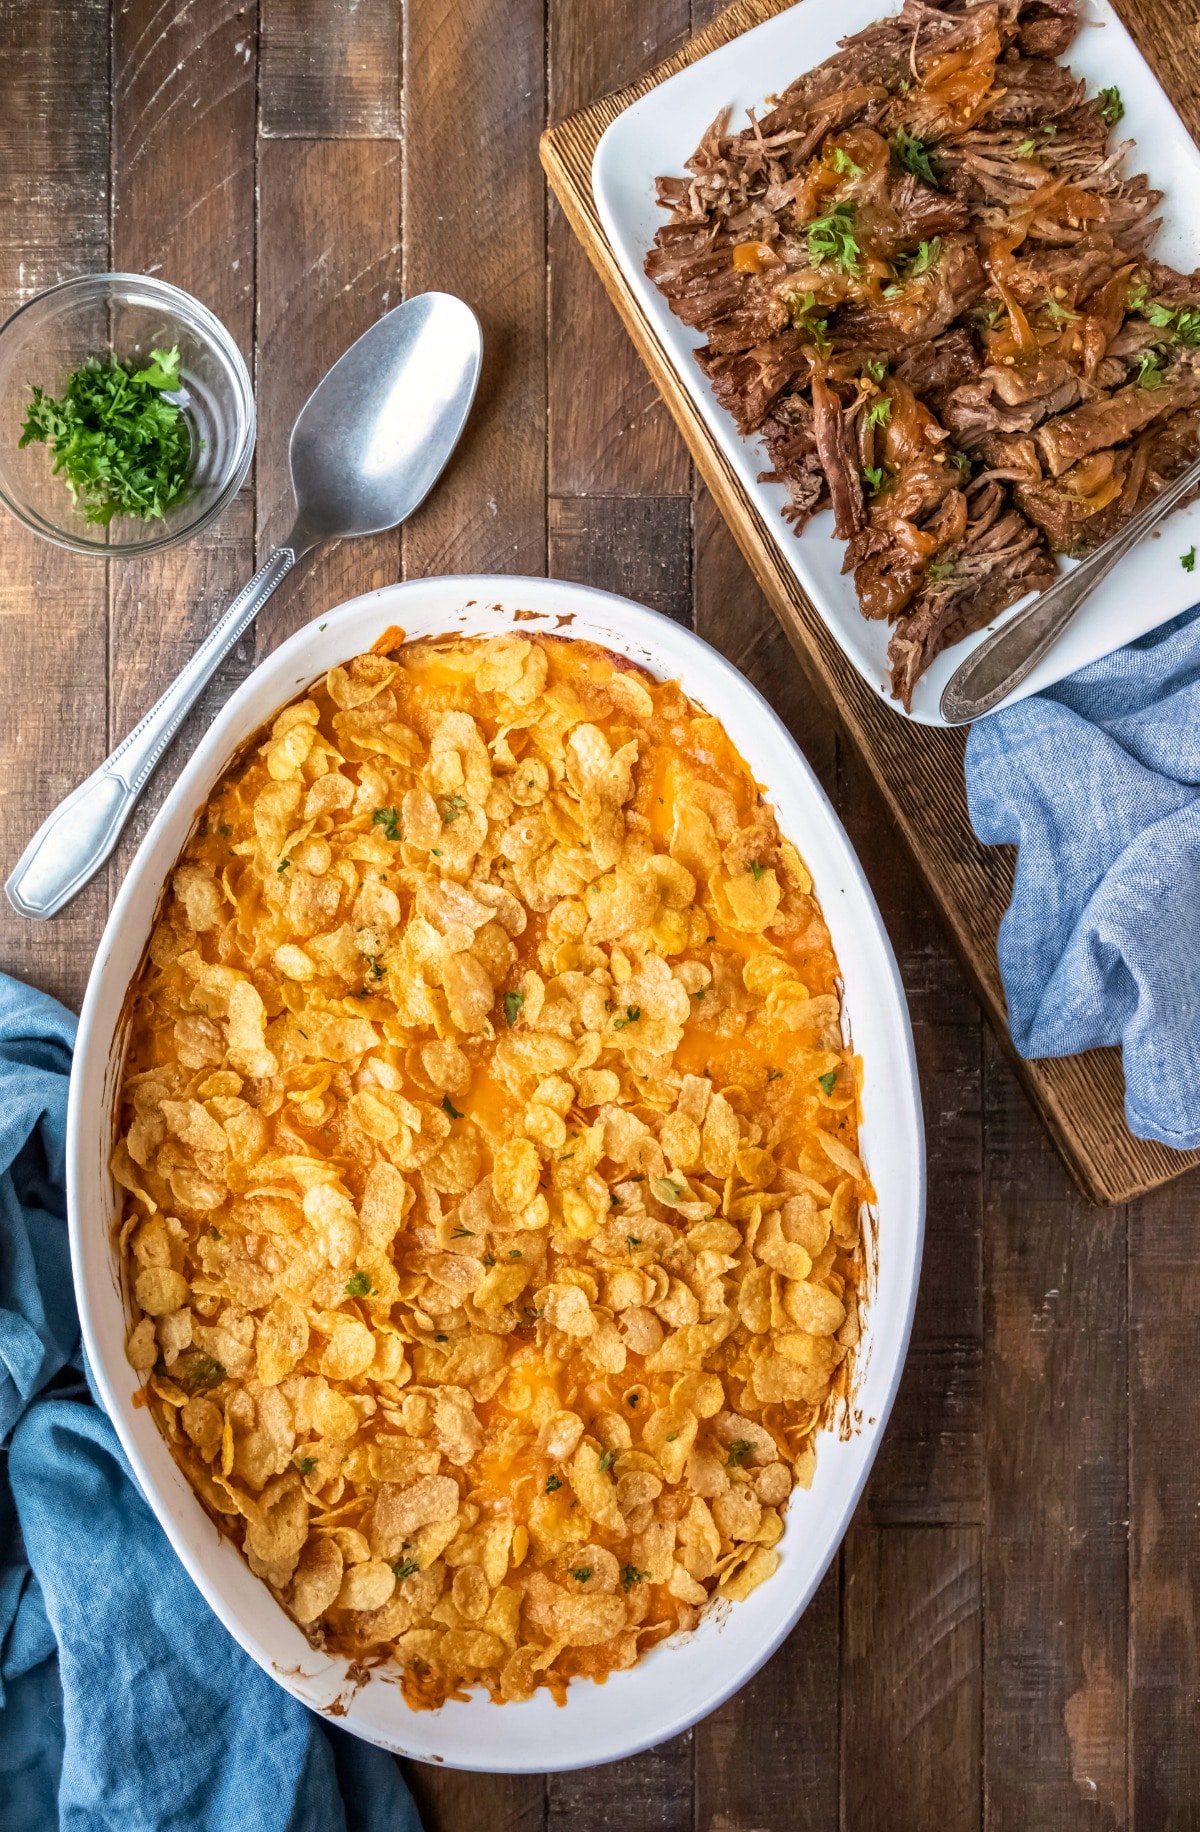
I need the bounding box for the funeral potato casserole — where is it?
[112,631,869,1709]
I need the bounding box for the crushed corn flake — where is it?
[114,632,869,1708]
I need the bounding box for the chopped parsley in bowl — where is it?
[20,344,194,526]
[0,273,253,556]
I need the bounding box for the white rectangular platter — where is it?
[593,0,1200,725]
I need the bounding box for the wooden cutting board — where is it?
[540,0,1200,1206]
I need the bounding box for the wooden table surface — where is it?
[2,2,1196,1826]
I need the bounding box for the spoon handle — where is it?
[6,541,302,920]
[939,452,1200,725]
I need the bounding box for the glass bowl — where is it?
[0,273,255,557]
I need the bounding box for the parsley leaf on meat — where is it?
[890,127,938,186]
[805,202,861,276]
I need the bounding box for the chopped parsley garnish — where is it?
[805,202,861,275]
[896,238,940,280]
[926,555,959,583]
[392,1559,420,1581]
[865,358,887,383]
[441,794,468,824]
[864,396,892,431]
[546,1474,563,1492]
[749,858,766,880]
[947,450,973,479]
[366,956,385,981]
[20,344,193,525]
[726,1439,755,1467]
[508,1248,523,1261]
[612,1005,641,1029]
[784,289,829,346]
[1044,297,1079,322]
[276,856,291,874]
[1099,85,1124,126]
[766,1068,783,1083]
[1183,546,1197,573]
[598,1449,617,1473]
[372,806,401,840]
[890,127,937,186]
[626,1234,642,1249]
[174,1353,225,1395]
[861,464,885,494]
[503,989,525,1026]
[570,1567,594,1583]
[621,1565,649,1590]
[1135,350,1166,390]
[1016,137,1037,157]
[1133,295,1200,347]
[295,1455,318,1475]
[441,1094,464,1119]
[450,1225,474,1240]
[818,1070,838,1096]
[344,1271,372,1297]
[831,146,863,177]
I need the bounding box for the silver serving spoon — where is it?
[940,451,1200,724]
[6,292,482,920]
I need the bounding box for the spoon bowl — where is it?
[6,292,483,921]
[288,292,481,547]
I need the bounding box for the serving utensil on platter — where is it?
[6,291,482,920]
[940,451,1200,725]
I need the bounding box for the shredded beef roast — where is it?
[646,0,1200,707]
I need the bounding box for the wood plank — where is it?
[549,496,692,625]
[0,0,109,1007]
[402,1766,545,1832]
[696,1563,840,1832]
[693,484,836,796]
[538,0,1200,1203]
[547,1733,693,1832]
[547,0,691,497]
[842,1526,981,1832]
[1129,1179,1200,1827]
[108,0,257,876]
[401,0,546,580]
[841,743,983,1529]
[981,1033,1128,1829]
[260,0,401,138]
[254,137,403,647]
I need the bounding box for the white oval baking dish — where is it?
[68,574,925,1771]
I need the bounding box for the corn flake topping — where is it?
[114,632,869,1708]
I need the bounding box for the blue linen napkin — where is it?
[965,605,1200,1152]
[0,972,423,1831]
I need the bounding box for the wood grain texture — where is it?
[549,495,692,624]
[538,0,1200,1205]
[547,0,691,497]
[548,1733,694,1832]
[982,1033,1129,1830]
[0,0,109,1006]
[109,0,257,877]
[1129,1178,1200,1829]
[254,136,403,644]
[843,738,983,1529]
[259,0,401,138]
[696,1563,841,1832]
[842,1526,981,1832]
[400,0,546,580]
